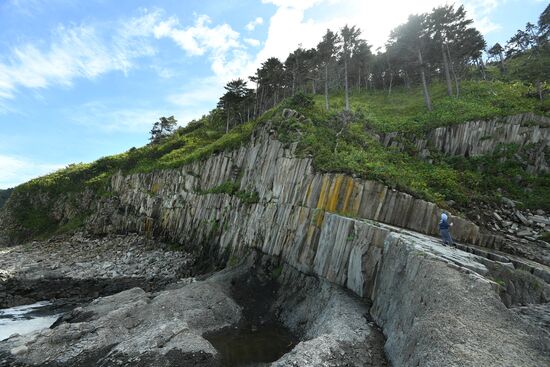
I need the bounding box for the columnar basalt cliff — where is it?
[86,124,546,267]
[380,113,550,172]
[91,127,490,245]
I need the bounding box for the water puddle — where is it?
[0,301,64,341]
[205,322,297,366]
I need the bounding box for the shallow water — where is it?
[205,323,297,366]
[0,301,61,341]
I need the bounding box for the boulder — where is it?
[1,282,241,366]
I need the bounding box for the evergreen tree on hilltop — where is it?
[316,29,340,110]
[339,25,362,111]
[150,116,178,144]
[387,14,433,111]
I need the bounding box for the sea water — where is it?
[0,301,60,341]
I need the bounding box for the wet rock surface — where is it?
[0,282,240,366]
[0,255,389,367]
[0,233,193,308]
[273,266,388,367]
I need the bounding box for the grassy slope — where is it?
[7,80,550,239]
[319,80,549,133]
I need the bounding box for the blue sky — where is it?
[0,0,547,189]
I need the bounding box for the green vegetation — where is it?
[271,265,283,279]
[55,214,89,236]
[197,180,260,205]
[0,188,13,209]
[16,110,270,199]
[317,80,549,133]
[274,83,550,209]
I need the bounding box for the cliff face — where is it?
[89,127,503,249]
[83,124,550,298]
[380,113,550,172]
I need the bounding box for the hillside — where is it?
[2,80,549,243]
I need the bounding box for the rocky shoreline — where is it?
[0,233,194,308]
[0,236,389,367]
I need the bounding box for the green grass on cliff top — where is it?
[316,79,549,133]
[13,80,550,212]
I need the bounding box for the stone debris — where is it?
[0,233,194,308]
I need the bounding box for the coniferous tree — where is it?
[218,79,252,132]
[428,5,483,97]
[317,29,340,110]
[539,4,550,40]
[150,116,177,144]
[488,43,506,73]
[388,14,433,111]
[339,25,362,111]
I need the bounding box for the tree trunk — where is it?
[537,80,543,101]
[499,52,506,74]
[344,56,350,111]
[404,71,411,89]
[418,49,433,111]
[441,43,453,97]
[357,68,361,93]
[446,44,459,97]
[225,114,230,133]
[258,88,264,117]
[478,58,486,80]
[325,63,329,111]
[253,84,258,118]
[387,71,393,97]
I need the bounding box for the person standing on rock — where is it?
[439,213,454,246]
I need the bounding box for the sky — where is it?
[0,0,547,189]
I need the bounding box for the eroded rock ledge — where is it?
[0,252,389,367]
[1,221,549,366]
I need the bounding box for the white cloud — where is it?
[244,38,261,47]
[0,10,161,107]
[261,0,324,10]
[168,76,226,107]
[153,14,241,57]
[463,0,503,34]
[152,13,253,85]
[155,13,255,110]
[245,17,264,31]
[150,65,176,79]
[0,154,63,189]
